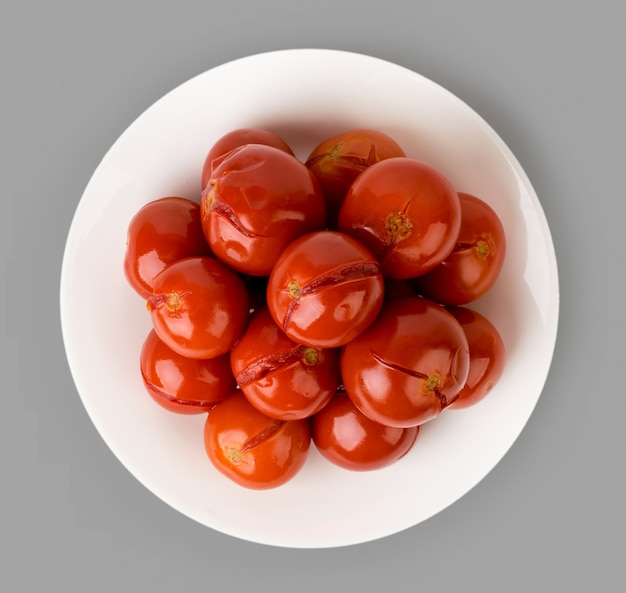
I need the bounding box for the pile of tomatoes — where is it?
[124,127,507,490]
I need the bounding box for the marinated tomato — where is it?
[266,231,385,348]
[146,256,249,359]
[204,391,311,490]
[338,158,461,279]
[230,307,340,420]
[341,296,470,427]
[201,144,326,276]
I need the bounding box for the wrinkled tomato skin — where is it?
[305,129,406,227]
[124,197,212,299]
[341,296,470,428]
[201,128,294,189]
[230,307,340,420]
[413,193,506,305]
[147,256,249,359]
[203,391,311,490]
[139,329,236,414]
[201,144,326,276]
[312,391,419,471]
[338,158,461,280]
[266,231,385,348]
[445,306,506,409]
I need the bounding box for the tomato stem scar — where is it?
[385,212,412,242]
[202,183,217,215]
[475,240,490,257]
[287,280,301,300]
[453,238,491,257]
[145,291,189,315]
[302,347,322,366]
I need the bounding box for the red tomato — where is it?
[337,158,461,280]
[147,256,249,359]
[413,193,506,305]
[140,329,235,414]
[201,144,327,276]
[124,197,212,299]
[266,231,385,348]
[341,296,470,427]
[203,391,311,489]
[305,128,406,227]
[312,391,419,471]
[201,128,294,190]
[445,306,506,409]
[230,307,340,420]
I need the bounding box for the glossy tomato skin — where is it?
[201,128,294,190]
[312,391,419,471]
[203,391,311,490]
[338,158,461,280]
[201,144,326,276]
[140,329,236,414]
[445,306,506,409]
[266,231,385,348]
[124,197,212,299]
[341,296,470,428]
[413,193,506,305]
[230,307,340,420]
[305,128,406,227]
[147,256,249,359]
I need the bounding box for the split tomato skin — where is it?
[201,128,294,190]
[124,197,212,299]
[147,256,249,359]
[413,193,506,305]
[230,307,340,420]
[445,306,506,409]
[341,296,470,428]
[338,158,462,280]
[203,391,311,490]
[312,391,420,471]
[140,329,236,414]
[266,231,385,348]
[201,144,327,276]
[305,128,406,227]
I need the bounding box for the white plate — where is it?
[60,49,559,548]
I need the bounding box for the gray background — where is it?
[2,0,624,591]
